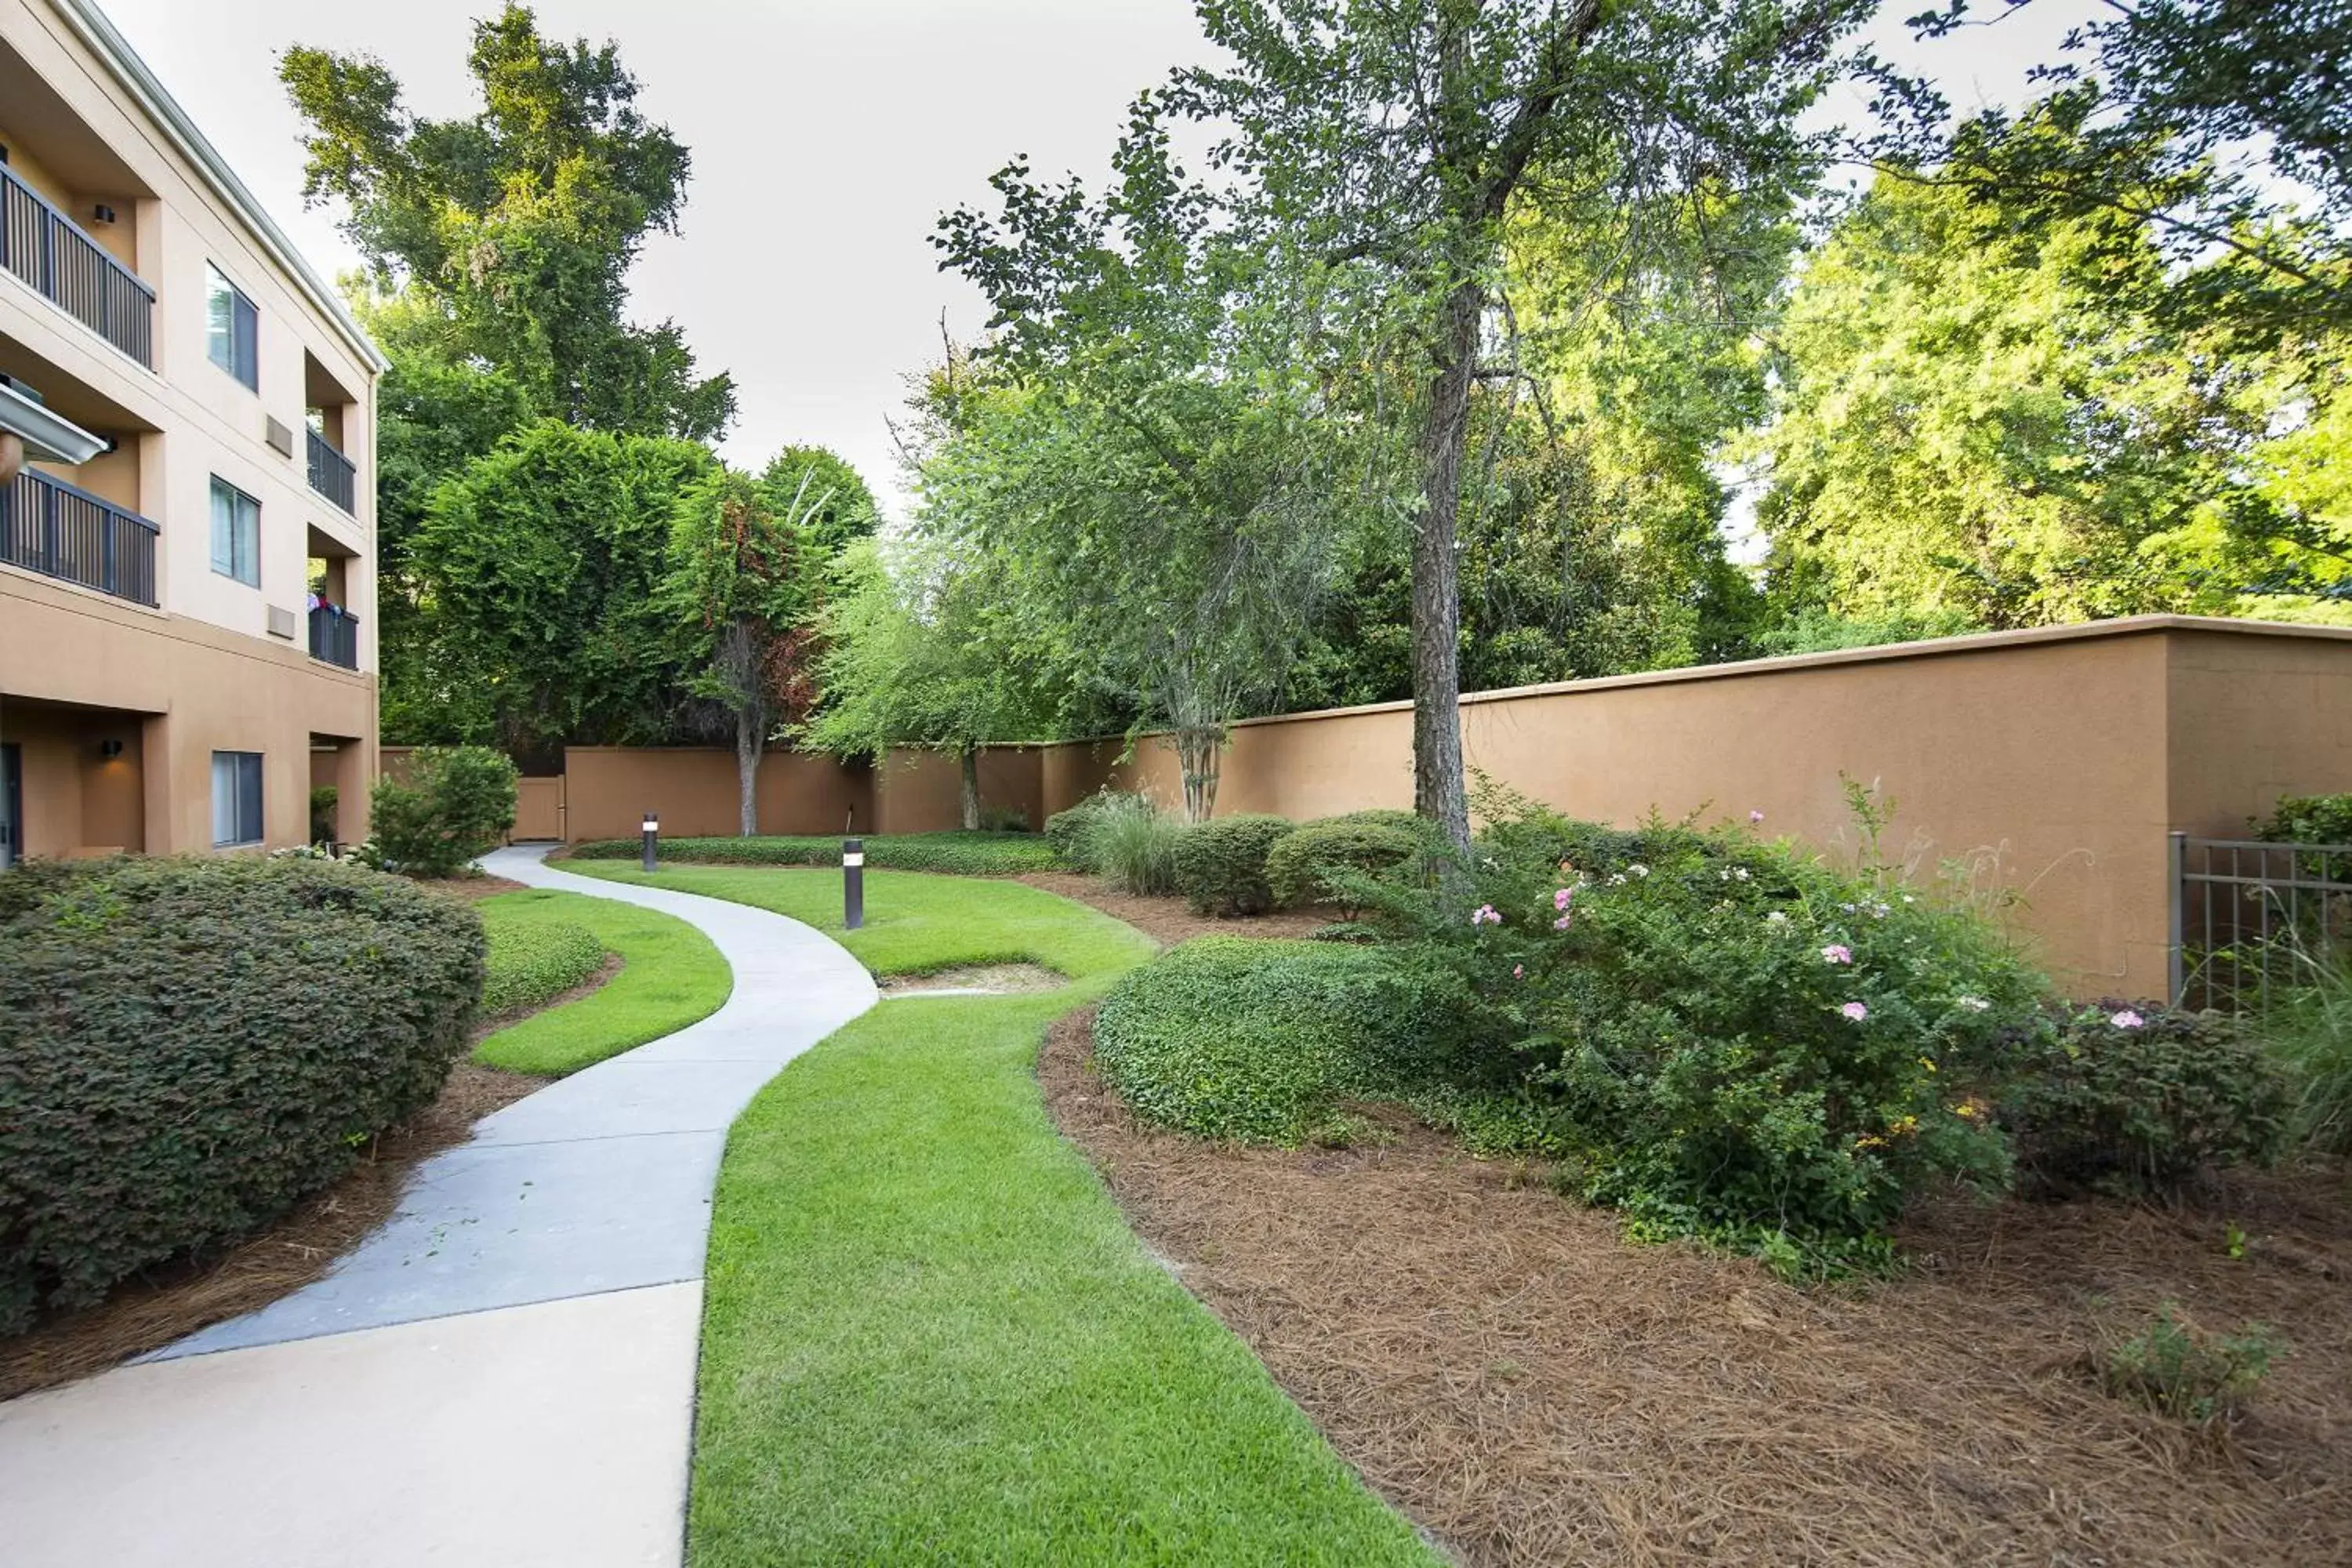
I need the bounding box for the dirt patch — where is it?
[0,1062,543,1402]
[1040,1007,2352,1567]
[1018,870,1340,946]
[880,962,1065,995]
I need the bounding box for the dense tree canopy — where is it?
[283,3,733,441]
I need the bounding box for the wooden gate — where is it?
[512,775,565,841]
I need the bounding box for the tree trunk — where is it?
[1410,276,1479,855]
[735,707,760,837]
[959,748,982,831]
[1175,725,1222,823]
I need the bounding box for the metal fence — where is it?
[2170,833,2352,1011]
[0,466,159,606]
[0,164,154,367]
[307,426,356,514]
[308,603,360,670]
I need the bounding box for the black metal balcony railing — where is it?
[0,165,154,368]
[0,467,158,605]
[307,426,355,514]
[308,601,359,669]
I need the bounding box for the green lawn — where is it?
[472,888,733,1075]
[563,862,1149,981]
[574,864,1436,1566]
[564,830,1057,876]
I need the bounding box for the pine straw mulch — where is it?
[1016,870,1338,946]
[0,1061,544,1403]
[1040,1007,2352,1568]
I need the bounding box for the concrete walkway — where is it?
[0,847,876,1567]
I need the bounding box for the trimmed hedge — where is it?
[1092,937,1460,1143]
[1265,818,1428,913]
[0,856,484,1332]
[1171,814,1296,916]
[481,917,608,1018]
[567,832,1056,877]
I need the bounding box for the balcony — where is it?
[1,466,157,605]
[0,164,154,368]
[306,425,355,514]
[307,600,358,670]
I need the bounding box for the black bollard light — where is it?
[642,809,659,873]
[843,836,865,931]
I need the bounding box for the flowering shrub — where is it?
[1395,799,2046,1269]
[1994,1000,2287,1196]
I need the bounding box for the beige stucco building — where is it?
[0,0,383,864]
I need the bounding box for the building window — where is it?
[211,751,263,847]
[209,477,260,586]
[205,264,258,390]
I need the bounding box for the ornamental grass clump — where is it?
[0,855,483,1331]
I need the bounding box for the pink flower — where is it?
[1470,904,1501,927]
[1748,809,1766,825]
[1841,1001,1869,1022]
[1552,913,1572,931]
[2111,1009,2146,1029]
[1821,943,1853,964]
[1512,964,1525,979]
[1553,886,1574,912]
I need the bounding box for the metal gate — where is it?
[2170,832,2352,1011]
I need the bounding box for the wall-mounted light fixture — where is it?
[98,739,124,760]
[92,204,117,225]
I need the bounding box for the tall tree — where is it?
[988,0,1867,849]
[1877,0,2352,340]
[759,447,881,554]
[808,539,1058,829]
[282,3,734,440]
[665,470,829,836]
[1751,140,2339,627]
[413,421,717,756]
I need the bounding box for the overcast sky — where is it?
[95,0,2095,519]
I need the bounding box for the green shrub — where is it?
[371,746,519,877]
[1996,1001,2288,1197]
[1387,797,2047,1269]
[2101,1304,2282,1423]
[308,785,339,845]
[2253,793,2352,848]
[1087,796,1187,895]
[0,855,483,1331]
[1171,814,1296,916]
[977,804,1031,833]
[481,918,608,1018]
[1092,938,1464,1143]
[567,831,1054,876]
[1265,818,1426,914]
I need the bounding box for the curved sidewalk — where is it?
[0,847,876,1568]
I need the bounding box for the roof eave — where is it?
[0,379,107,463]
[45,0,389,377]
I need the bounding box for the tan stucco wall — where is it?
[997,619,2352,998]
[562,747,871,842]
[0,564,374,854]
[872,747,1054,833]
